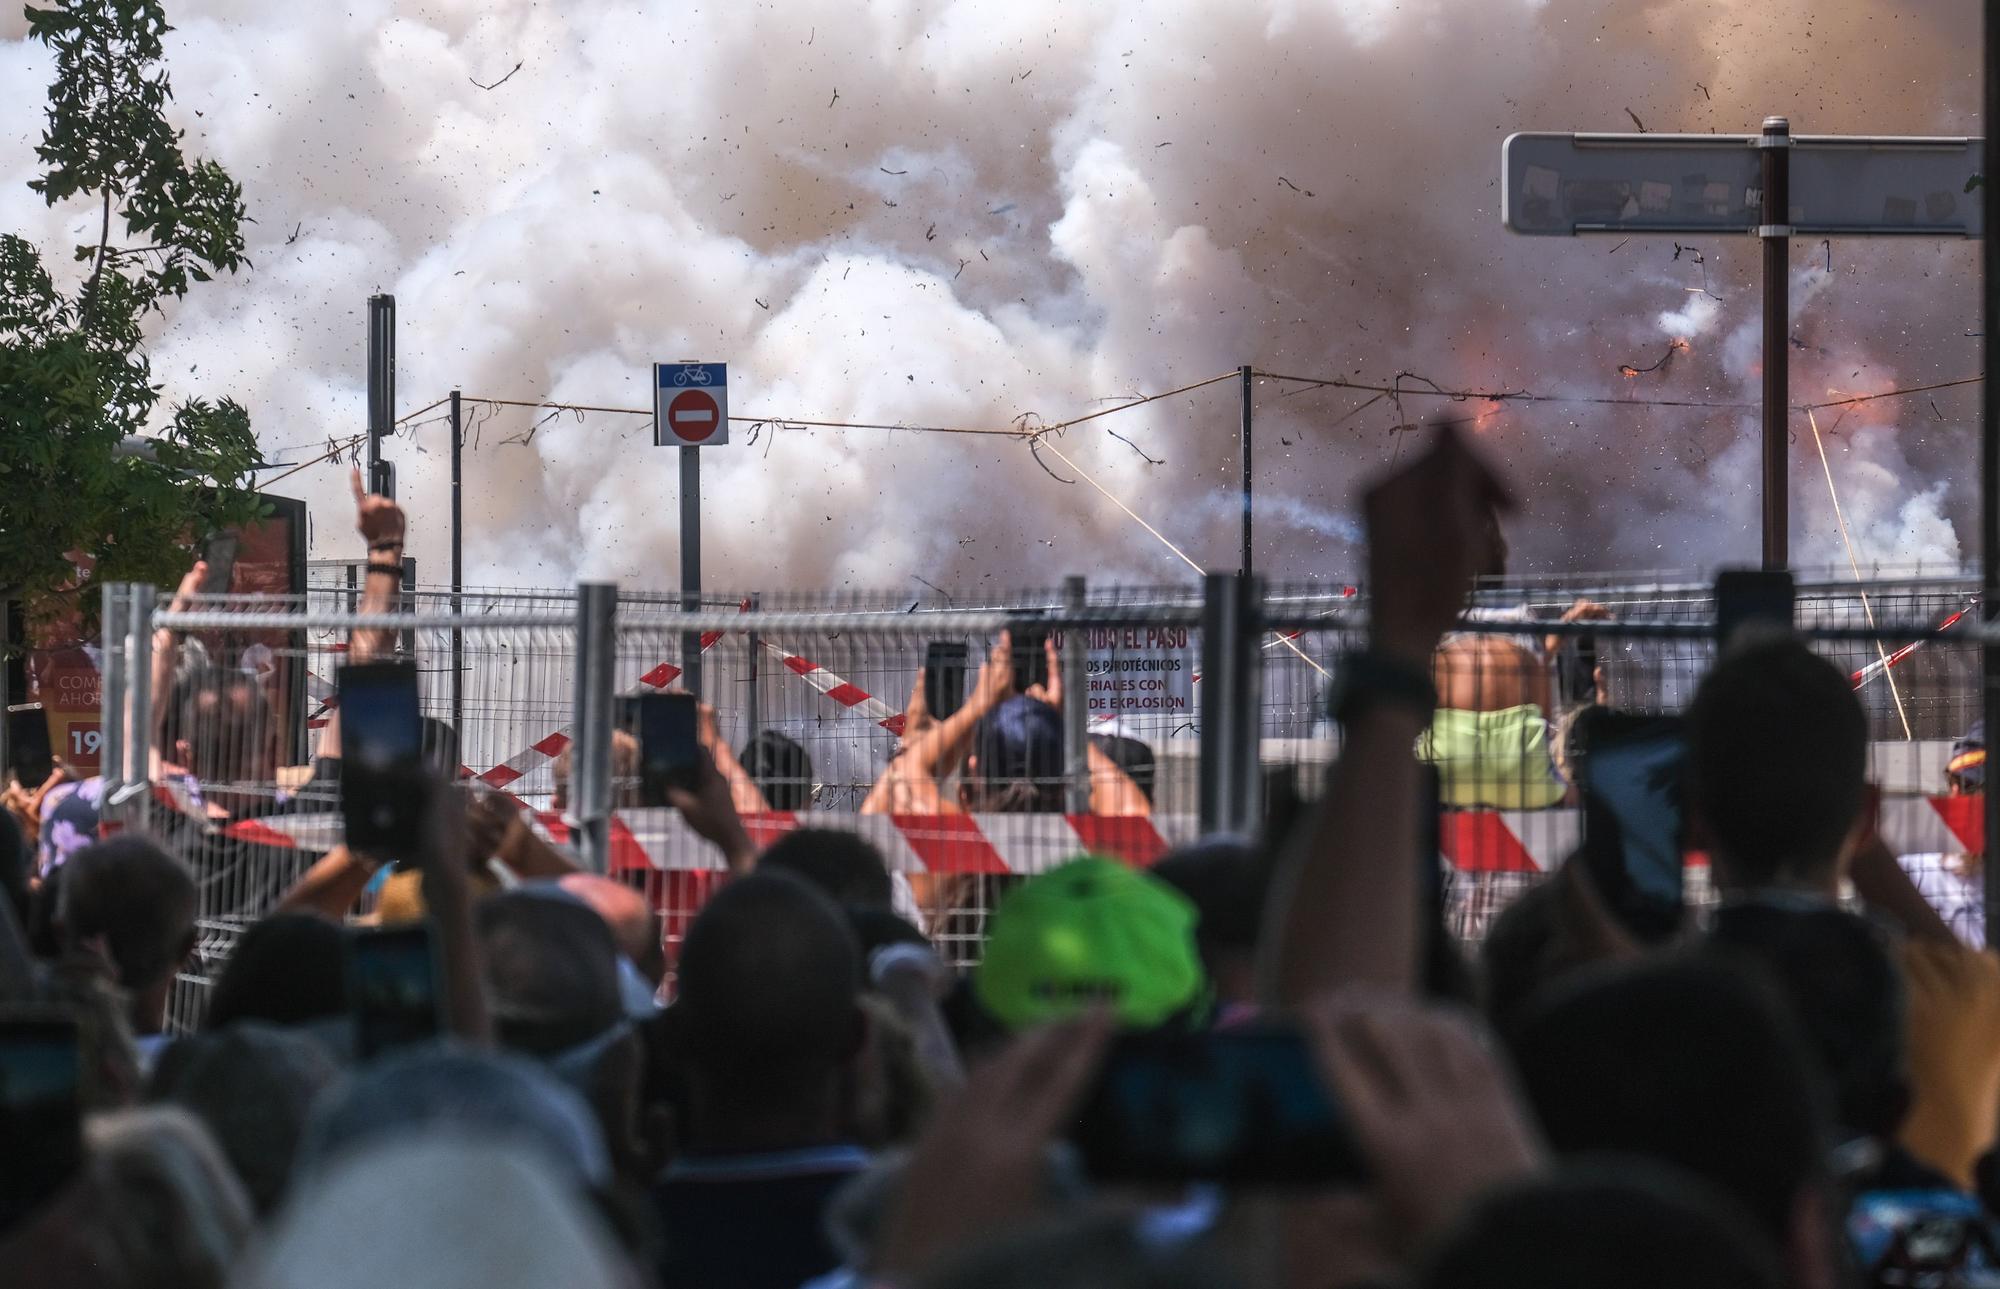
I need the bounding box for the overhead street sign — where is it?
[653,362,730,447]
[1504,132,1983,237]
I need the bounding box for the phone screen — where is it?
[1010,626,1050,692]
[338,662,424,859]
[1071,1025,1369,1187]
[638,692,699,806]
[200,531,239,595]
[924,642,969,720]
[349,924,442,1059]
[0,1016,84,1235]
[1575,711,1687,941]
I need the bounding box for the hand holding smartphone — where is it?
[339,662,425,864]
[1070,1024,1369,1187]
[348,924,443,1059]
[637,692,700,807]
[1571,709,1688,942]
[1009,626,1051,693]
[923,642,969,720]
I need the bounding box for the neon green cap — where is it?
[973,855,1206,1031]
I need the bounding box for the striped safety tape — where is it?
[129,795,1987,876]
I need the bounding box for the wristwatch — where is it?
[1328,650,1438,726]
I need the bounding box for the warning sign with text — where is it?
[1066,627,1196,716]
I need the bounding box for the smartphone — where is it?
[924,642,969,720]
[348,924,443,1060]
[199,531,240,595]
[1716,569,1795,647]
[0,1015,85,1235]
[638,691,699,806]
[1572,709,1687,942]
[338,662,425,861]
[1071,1025,1370,1187]
[5,706,53,785]
[1009,625,1050,692]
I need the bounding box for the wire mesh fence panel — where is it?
[87,575,1988,1022]
[607,589,1203,967]
[133,595,576,1029]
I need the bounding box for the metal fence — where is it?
[86,574,1988,1028]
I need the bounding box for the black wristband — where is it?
[365,561,404,577]
[368,540,404,553]
[1329,650,1438,726]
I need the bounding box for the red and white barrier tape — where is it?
[123,793,1989,876]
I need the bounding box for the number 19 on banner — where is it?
[654,363,729,447]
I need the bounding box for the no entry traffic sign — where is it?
[653,363,729,446]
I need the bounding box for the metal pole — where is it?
[450,390,464,743]
[99,584,126,812]
[572,582,618,874]
[1240,365,1254,577]
[1982,2,2000,943]
[120,583,154,830]
[1198,572,1262,834]
[680,446,703,699]
[745,591,762,752]
[366,294,395,495]
[1759,117,1792,571]
[1063,575,1090,815]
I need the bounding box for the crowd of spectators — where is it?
[2,426,1998,1288]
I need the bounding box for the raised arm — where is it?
[1259,427,1511,1004]
[317,470,407,760]
[862,633,1016,815]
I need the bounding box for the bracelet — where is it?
[367,540,404,553]
[365,561,404,577]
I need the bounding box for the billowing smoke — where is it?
[0,0,1981,592]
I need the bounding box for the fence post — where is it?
[1198,572,1263,835]
[572,582,619,874]
[117,583,155,831]
[1063,576,1090,815]
[100,584,128,813]
[745,591,762,752]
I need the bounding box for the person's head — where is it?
[1687,635,1868,893]
[1949,719,1985,797]
[234,1137,634,1289]
[1090,735,1156,804]
[170,665,279,785]
[759,828,895,910]
[297,1042,610,1191]
[475,888,650,1176]
[81,1107,254,1289]
[60,837,198,1035]
[556,872,666,985]
[962,696,1064,813]
[1147,839,1265,1007]
[550,729,640,812]
[146,1024,342,1216]
[1509,956,1835,1286]
[675,870,864,1149]
[1705,904,1908,1144]
[1419,1159,1783,1289]
[202,913,347,1031]
[974,856,1206,1032]
[741,729,814,810]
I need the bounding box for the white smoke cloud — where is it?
[0,0,1981,592]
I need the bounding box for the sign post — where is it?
[1503,125,1983,568]
[654,363,729,697]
